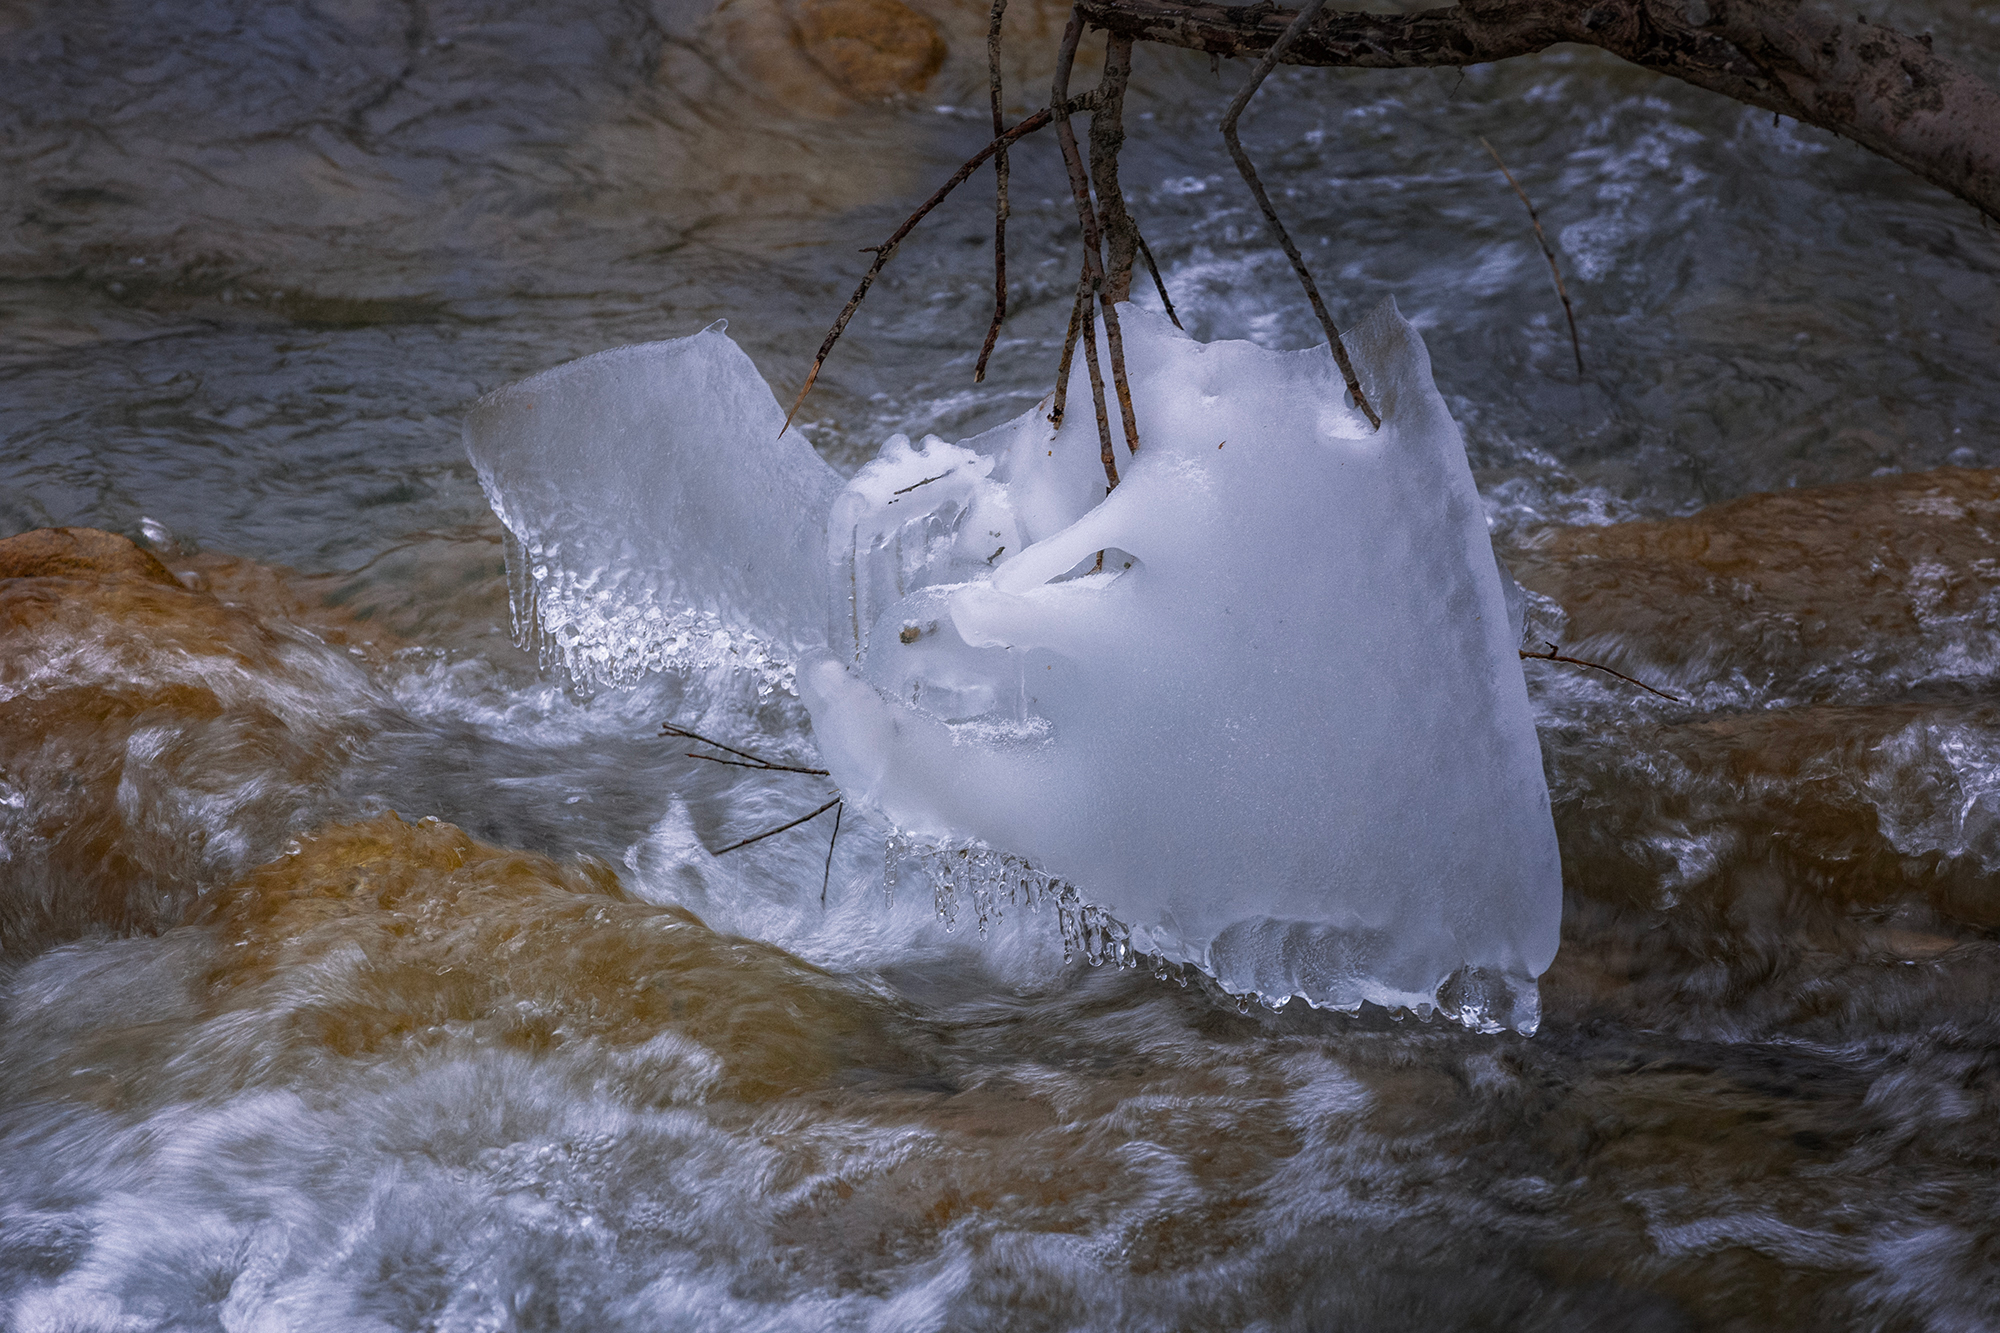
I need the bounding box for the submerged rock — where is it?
[190,812,927,1103]
[0,527,378,956]
[1512,466,2000,703]
[0,526,179,586]
[1511,470,2000,1038]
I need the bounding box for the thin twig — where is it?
[1050,266,1090,428]
[685,752,833,776]
[660,722,773,766]
[892,471,953,495]
[975,0,1012,382]
[1219,0,1380,429]
[1520,641,1679,702]
[1134,226,1183,328]
[1078,273,1119,488]
[663,721,831,774]
[782,102,1086,434]
[1051,10,1128,489]
[1480,137,1583,376]
[821,800,843,907]
[715,795,843,855]
[1083,26,1144,467]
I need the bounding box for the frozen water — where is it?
[801,303,1561,1028]
[471,305,1561,1029]
[465,324,841,688]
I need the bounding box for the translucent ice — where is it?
[800,303,1560,1027]
[469,303,1561,1029]
[466,323,840,687]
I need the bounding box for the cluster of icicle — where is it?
[884,833,1195,982]
[883,833,1530,1030]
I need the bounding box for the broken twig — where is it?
[1219,0,1380,429]
[1480,137,1583,376]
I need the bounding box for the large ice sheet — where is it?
[800,303,1561,1027]
[465,325,840,687]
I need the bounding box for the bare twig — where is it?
[1050,265,1091,428]
[1079,273,1120,488]
[975,0,1012,382]
[1520,641,1680,702]
[1133,226,1183,328]
[715,795,844,855]
[662,721,831,774]
[821,800,843,907]
[1053,11,1137,489]
[1051,12,1123,489]
[1085,28,1144,467]
[1480,136,1582,375]
[686,752,833,776]
[892,471,953,495]
[660,722,773,765]
[782,102,1086,434]
[1219,0,1380,429]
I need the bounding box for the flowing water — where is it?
[5,0,2000,1326]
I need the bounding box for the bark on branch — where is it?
[1073,0,2000,223]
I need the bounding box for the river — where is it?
[3,0,1999,1327]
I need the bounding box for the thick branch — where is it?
[1073,0,2000,223]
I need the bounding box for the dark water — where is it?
[4,0,2000,1326]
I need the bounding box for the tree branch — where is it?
[1073,0,2000,223]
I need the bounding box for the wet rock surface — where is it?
[5,0,2000,1316]
[2,491,1998,1326]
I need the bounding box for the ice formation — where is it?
[469,303,1562,1030]
[466,322,840,687]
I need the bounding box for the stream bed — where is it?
[4,0,2000,1327]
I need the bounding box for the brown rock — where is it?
[0,534,377,957]
[194,813,929,1102]
[1511,466,2000,699]
[0,526,179,586]
[796,0,947,100]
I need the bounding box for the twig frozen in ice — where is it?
[1219,0,1379,429]
[891,471,954,495]
[1481,136,1583,376]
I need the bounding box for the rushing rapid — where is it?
[4,0,2000,1327]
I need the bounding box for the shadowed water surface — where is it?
[4,0,2000,1327]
